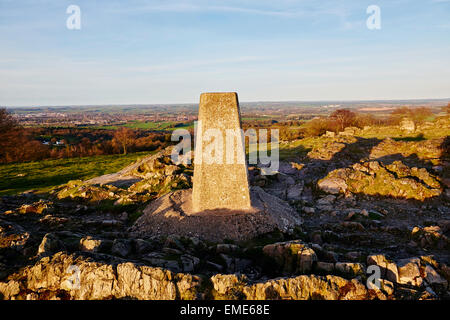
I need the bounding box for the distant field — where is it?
[242,116,271,121]
[92,121,194,131]
[0,151,154,195]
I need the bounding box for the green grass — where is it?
[123,121,173,130]
[0,151,154,196]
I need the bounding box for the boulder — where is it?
[180,255,200,273]
[318,178,347,195]
[367,255,399,283]
[0,220,30,253]
[400,118,416,132]
[335,262,365,278]
[79,236,103,253]
[411,226,450,249]
[286,184,303,201]
[18,200,51,215]
[0,281,20,300]
[366,279,394,299]
[316,262,334,273]
[111,239,132,258]
[317,195,337,205]
[397,258,423,287]
[37,233,60,256]
[215,244,239,254]
[210,274,247,299]
[423,265,447,289]
[263,240,317,274]
[133,239,153,254]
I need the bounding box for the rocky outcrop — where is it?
[55,148,193,205]
[369,137,445,163]
[1,129,449,301]
[0,219,30,253]
[400,118,416,132]
[209,273,370,300]
[243,275,369,300]
[318,160,442,200]
[17,200,52,215]
[0,252,375,300]
[411,225,450,249]
[366,254,449,295]
[0,252,201,300]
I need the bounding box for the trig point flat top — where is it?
[192,92,252,212]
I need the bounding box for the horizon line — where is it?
[3,97,450,109]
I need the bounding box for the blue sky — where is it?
[0,0,449,106]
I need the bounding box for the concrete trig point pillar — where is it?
[192,92,252,212]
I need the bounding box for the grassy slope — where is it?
[0,151,154,195]
[255,119,449,160]
[2,119,447,195]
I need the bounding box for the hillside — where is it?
[0,119,449,300]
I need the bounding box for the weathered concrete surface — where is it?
[192,92,251,212]
[130,187,302,242]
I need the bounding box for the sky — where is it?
[0,0,449,106]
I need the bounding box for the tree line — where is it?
[1,104,448,163]
[0,108,170,164]
[244,104,449,141]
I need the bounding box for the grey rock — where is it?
[303,207,316,214]
[162,247,183,255]
[165,260,182,273]
[180,254,200,273]
[287,183,303,201]
[344,251,362,262]
[206,261,223,272]
[216,244,239,254]
[317,195,337,205]
[235,258,252,273]
[318,178,347,195]
[316,262,334,273]
[424,265,447,288]
[111,239,132,258]
[133,239,153,254]
[37,233,60,256]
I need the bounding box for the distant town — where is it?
[5,99,448,128]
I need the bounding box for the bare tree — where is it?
[0,108,17,134]
[390,107,433,126]
[330,109,356,132]
[443,103,450,115]
[113,127,136,155]
[0,108,19,161]
[413,107,433,124]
